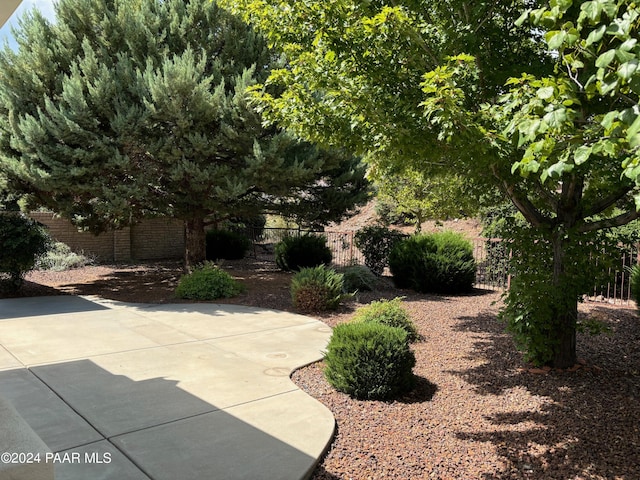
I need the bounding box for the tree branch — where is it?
[577,209,640,233]
[581,185,633,218]
[492,165,548,228]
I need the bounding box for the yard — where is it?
[6,258,640,479]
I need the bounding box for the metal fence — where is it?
[249,228,364,266]
[248,228,639,305]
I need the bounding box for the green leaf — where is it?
[546,31,567,50]
[599,75,619,95]
[546,161,573,180]
[617,60,638,80]
[585,25,606,46]
[615,48,637,63]
[537,86,555,99]
[600,110,619,130]
[574,145,592,165]
[619,38,638,51]
[626,114,640,145]
[543,108,568,128]
[515,9,532,27]
[580,1,601,22]
[595,49,616,68]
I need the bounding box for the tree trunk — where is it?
[184,217,206,270]
[550,231,578,369]
[553,318,577,368]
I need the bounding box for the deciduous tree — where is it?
[223,0,640,367]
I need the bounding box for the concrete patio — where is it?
[0,296,335,480]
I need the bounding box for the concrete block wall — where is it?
[131,218,185,260]
[29,212,184,262]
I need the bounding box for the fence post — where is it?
[507,248,512,291]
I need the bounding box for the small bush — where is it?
[37,242,94,271]
[354,225,405,276]
[206,229,251,260]
[291,265,345,312]
[324,322,416,400]
[389,231,476,294]
[340,264,378,292]
[275,234,332,271]
[175,262,244,300]
[351,297,419,342]
[0,213,50,288]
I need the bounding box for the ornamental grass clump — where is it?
[340,264,378,292]
[351,297,419,342]
[290,265,345,312]
[324,322,416,400]
[36,242,94,271]
[175,262,244,300]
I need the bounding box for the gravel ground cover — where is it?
[4,259,640,479]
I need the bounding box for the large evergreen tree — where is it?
[223,0,640,368]
[0,0,368,267]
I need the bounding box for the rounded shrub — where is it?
[340,264,378,292]
[275,234,332,271]
[0,213,50,288]
[389,231,476,294]
[354,225,405,276]
[324,322,416,400]
[291,265,345,312]
[205,229,251,260]
[175,262,244,300]
[351,297,419,342]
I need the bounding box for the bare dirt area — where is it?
[3,259,640,479]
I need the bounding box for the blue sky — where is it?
[0,0,57,50]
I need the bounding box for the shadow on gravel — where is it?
[59,264,183,303]
[449,310,640,479]
[397,375,438,404]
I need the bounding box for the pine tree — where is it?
[0,0,368,267]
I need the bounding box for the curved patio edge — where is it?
[0,295,336,480]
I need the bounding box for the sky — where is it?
[0,0,57,50]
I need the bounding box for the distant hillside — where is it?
[328,200,483,239]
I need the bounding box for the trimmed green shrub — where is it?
[0,213,50,288]
[351,297,419,342]
[389,231,476,294]
[324,322,416,400]
[340,264,378,292]
[354,225,405,276]
[206,229,251,260]
[275,234,332,271]
[291,265,345,312]
[175,262,244,300]
[36,242,94,271]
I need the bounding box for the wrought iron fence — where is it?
[587,243,639,306]
[247,227,638,305]
[248,227,364,266]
